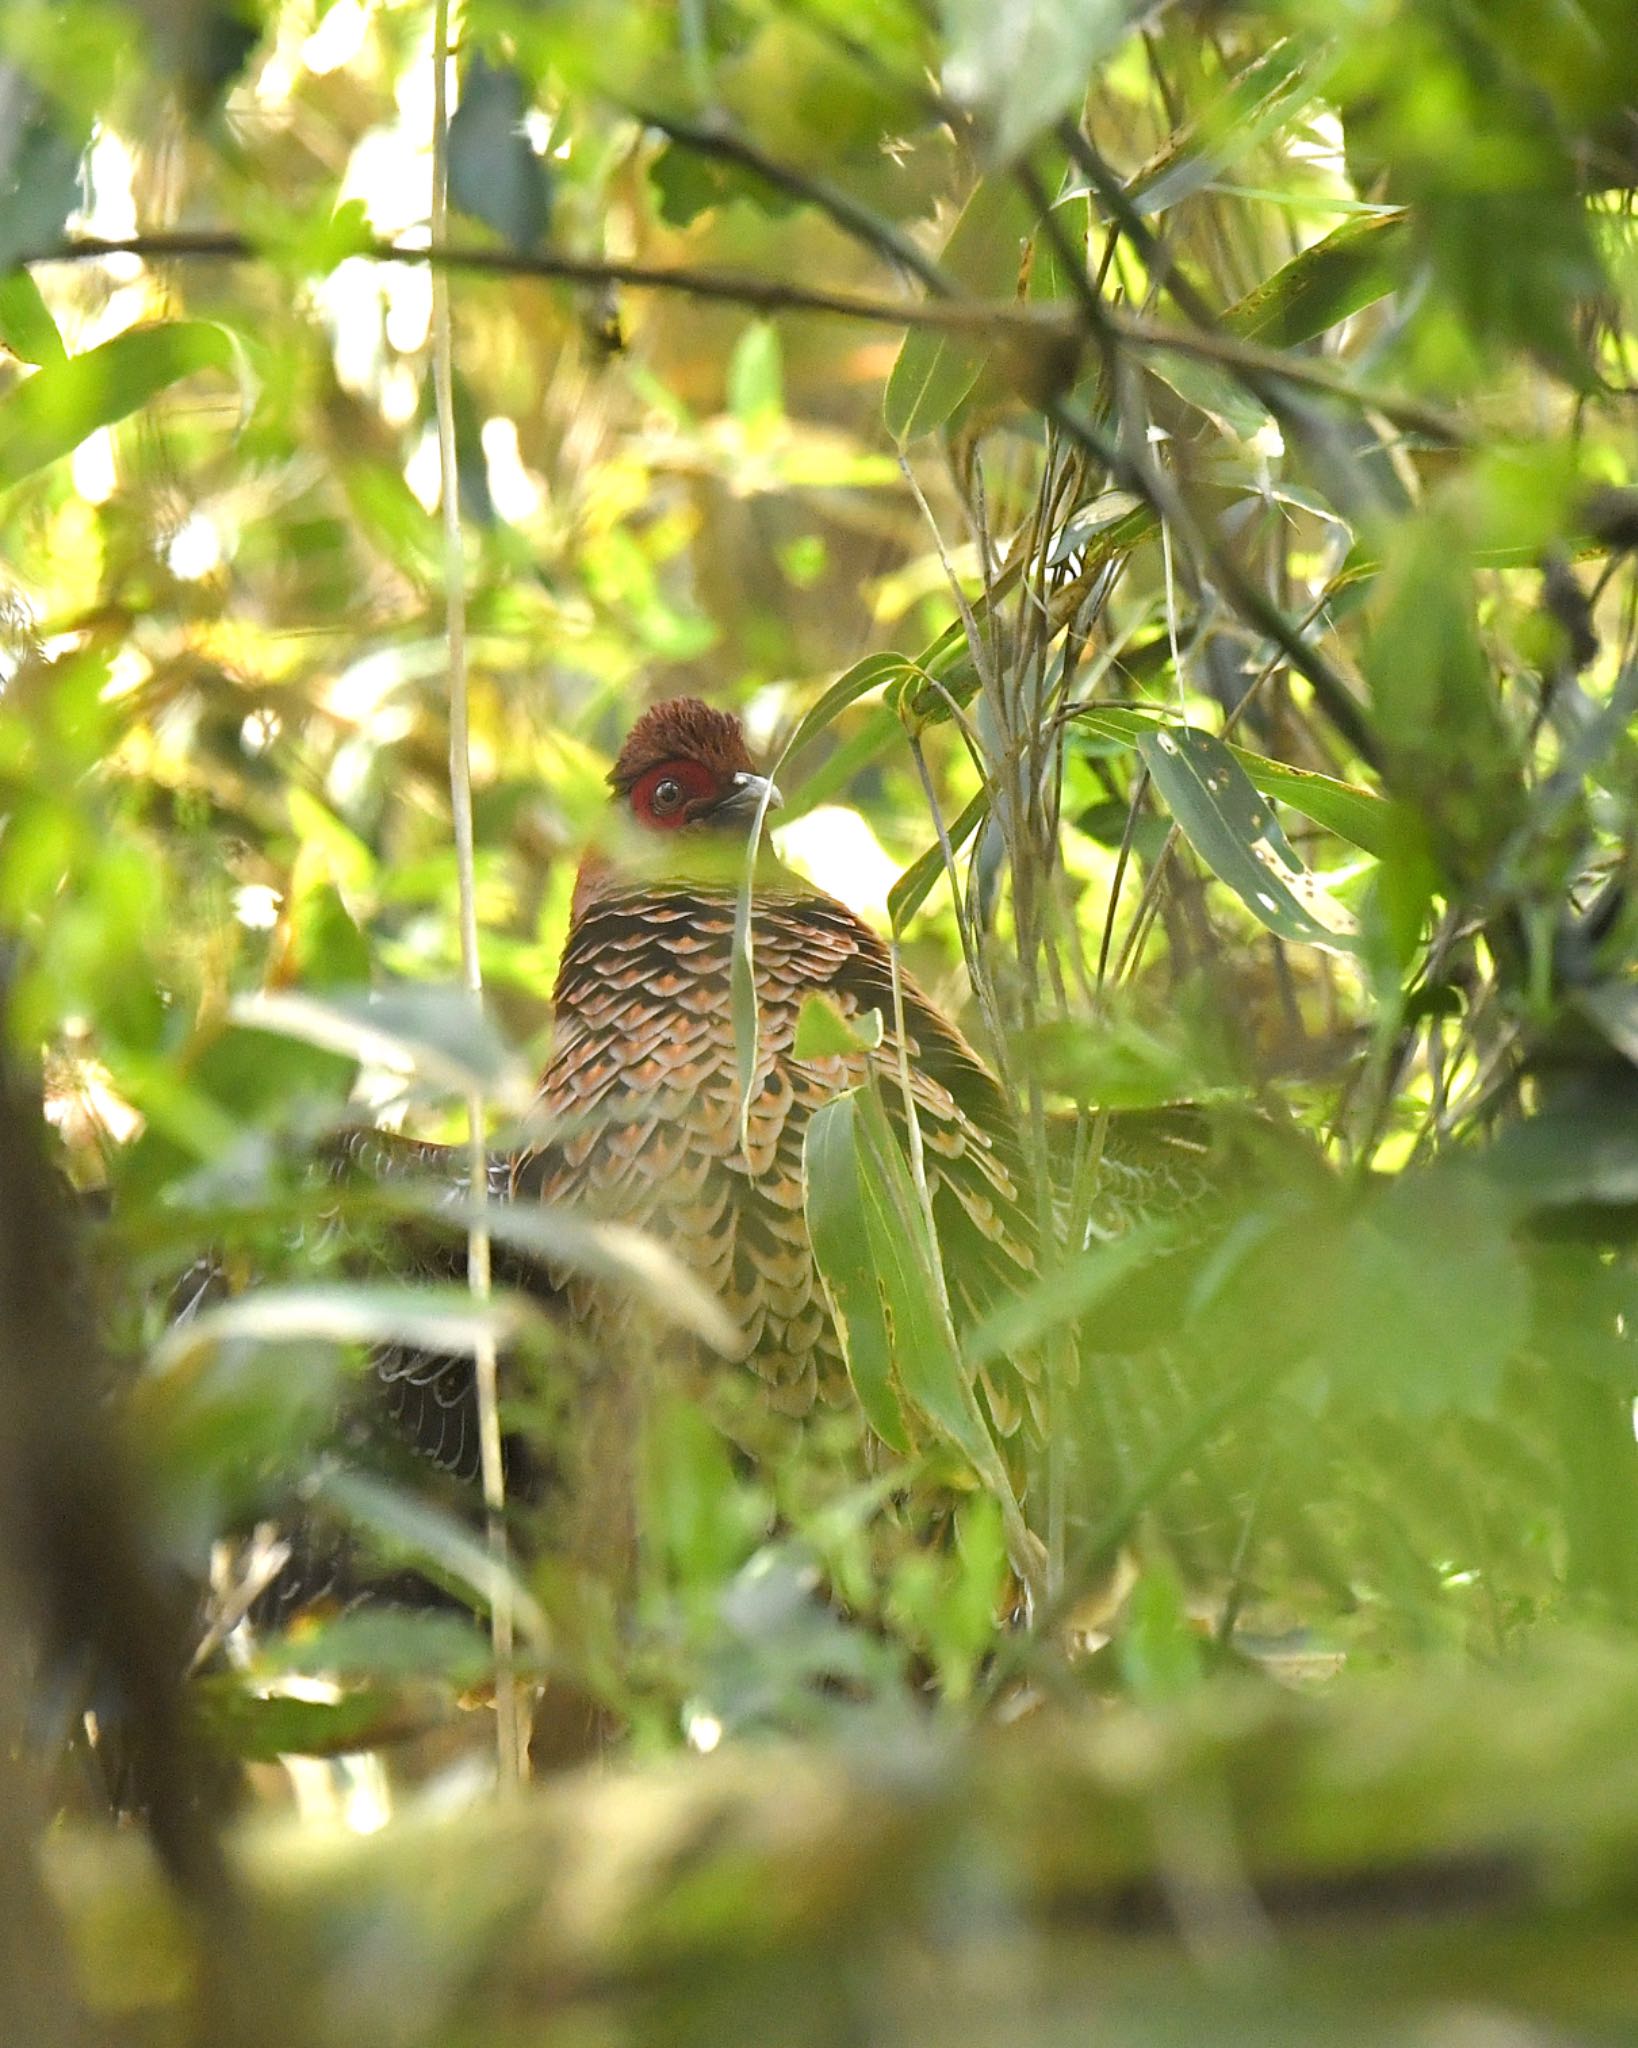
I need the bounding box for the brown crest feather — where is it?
[610,698,757,789]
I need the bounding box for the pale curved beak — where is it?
[710,770,783,823]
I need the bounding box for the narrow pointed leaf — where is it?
[803,1093,910,1452]
[1136,725,1360,952]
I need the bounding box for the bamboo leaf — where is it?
[1074,706,1405,860]
[1224,210,1407,350]
[1136,724,1360,953]
[153,1283,548,1374]
[883,177,1034,441]
[888,788,989,932]
[1124,39,1316,219]
[230,986,532,1108]
[803,1093,911,1453]
[942,0,1127,164]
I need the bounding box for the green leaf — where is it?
[793,992,883,1059]
[313,1467,550,1644]
[1224,210,1408,350]
[260,1609,494,1690]
[803,1092,910,1453]
[0,321,244,494]
[1363,516,1526,880]
[1144,347,1271,441]
[153,1283,548,1375]
[1126,39,1316,219]
[727,321,783,428]
[1318,1169,1528,1417]
[434,1197,743,1356]
[0,272,66,366]
[1135,725,1360,952]
[1074,706,1406,860]
[193,1676,407,1763]
[883,176,1034,441]
[1119,1564,1203,1703]
[963,1229,1164,1374]
[888,789,988,932]
[851,1080,1007,1491]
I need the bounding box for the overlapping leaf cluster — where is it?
[0,0,1636,1872]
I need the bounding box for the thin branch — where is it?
[27,229,1461,440]
[627,106,953,296]
[32,230,1051,335]
[429,5,523,1792]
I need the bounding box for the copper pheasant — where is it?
[352,698,1036,1519]
[515,696,1035,1419]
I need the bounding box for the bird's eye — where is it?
[651,776,683,813]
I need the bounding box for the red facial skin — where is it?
[629,756,720,831]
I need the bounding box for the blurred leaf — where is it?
[313,1466,550,1645]
[1363,516,1526,880]
[1119,1563,1203,1702]
[941,0,1127,163]
[648,143,798,226]
[1145,347,1270,440]
[0,101,85,275]
[727,320,782,429]
[230,986,531,1108]
[448,54,551,250]
[1319,1169,1529,1417]
[963,1229,1164,1373]
[436,1197,744,1356]
[1136,725,1360,952]
[153,1282,548,1375]
[0,272,66,366]
[261,1609,494,1690]
[192,1676,407,1763]
[0,321,245,493]
[793,992,883,1058]
[884,176,1034,441]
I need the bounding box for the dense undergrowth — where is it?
[3,0,1638,2039]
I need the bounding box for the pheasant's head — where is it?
[572,699,784,918]
[609,697,782,836]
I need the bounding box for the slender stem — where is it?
[31,231,1463,442]
[429,0,522,1792]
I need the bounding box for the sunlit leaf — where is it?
[0,321,247,493]
[941,0,1127,163]
[0,272,66,367]
[793,992,883,1058]
[883,176,1035,441]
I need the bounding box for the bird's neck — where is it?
[569,838,794,924]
